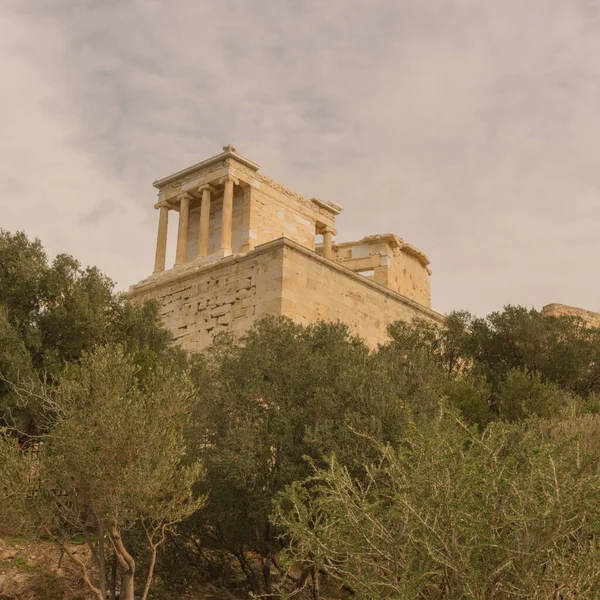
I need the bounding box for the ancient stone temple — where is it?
[128,145,444,350]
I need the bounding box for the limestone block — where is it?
[211,304,232,318]
[218,313,232,325]
[130,236,441,353]
[204,317,217,329]
[211,325,228,336]
[232,306,246,319]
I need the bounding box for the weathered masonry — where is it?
[542,303,600,328]
[128,146,444,350]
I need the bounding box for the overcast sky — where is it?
[1,0,599,316]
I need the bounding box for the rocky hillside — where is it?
[0,532,92,599]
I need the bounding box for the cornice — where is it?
[311,197,343,216]
[153,147,260,190]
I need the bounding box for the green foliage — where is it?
[5,227,600,599]
[171,309,600,597]
[456,305,600,398]
[174,318,414,594]
[0,231,48,345]
[0,428,29,524]
[274,406,600,599]
[0,230,175,432]
[0,307,33,421]
[442,375,493,428]
[0,345,206,600]
[387,305,600,426]
[40,345,204,530]
[495,367,570,422]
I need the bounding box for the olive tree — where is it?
[0,229,179,434]
[274,406,600,599]
[170,317,451,598]
[0,345,206,600]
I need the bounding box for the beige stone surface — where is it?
[541,303,600,328]
[130,238,443,351]
[317,234,432,307]
[134,146,441,350]
[152,146,341,264]
[130,241,284,350]
[279,240,442,347]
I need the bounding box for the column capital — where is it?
[197,183,217,194]
[178,191,193,201]
[219,174,239,186]
[154,200,171,210]
[317,224,337,236]
[322,228,334,260]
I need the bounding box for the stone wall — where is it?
[280,240,443,347]
[130,242,285,350]
[249,182,319,251]
[130,238,444,352]
[387,247,431,308]
[318,235,432,308]
[541,303,600,328]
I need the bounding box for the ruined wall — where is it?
[129,238,444,352]
[387,248,431,308]
[541,303,600,328]
[279,241,443,347]
[130,242,285,351]
[319,235,432,308]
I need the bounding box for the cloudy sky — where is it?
[1,0,599,316]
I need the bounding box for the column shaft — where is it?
[153,205,169,273]
[175,194,191,266]
[198,187,211,258]
[323,230,333,259]
[220,178,234,251]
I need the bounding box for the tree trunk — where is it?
[61,542,104,600]
[97,522,107,599]
[110,520,136,600]
[140,545,157,600]
[121,568,135,600]
[310,566,320,600]
[109,555,117,600]
[262,521,273,598]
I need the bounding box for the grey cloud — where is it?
[79,200,119,226]
[1,0,599,314]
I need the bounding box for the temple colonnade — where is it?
[152,175,334,273]
[153,174,238,273]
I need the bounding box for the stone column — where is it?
[240,186,254,253]
[219,175,239,252]
[323,227,334,259]
[197,185,214,258]
[175,192,192,266]
[153,203,169,273]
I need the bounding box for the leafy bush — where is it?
[274,406,600,599]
